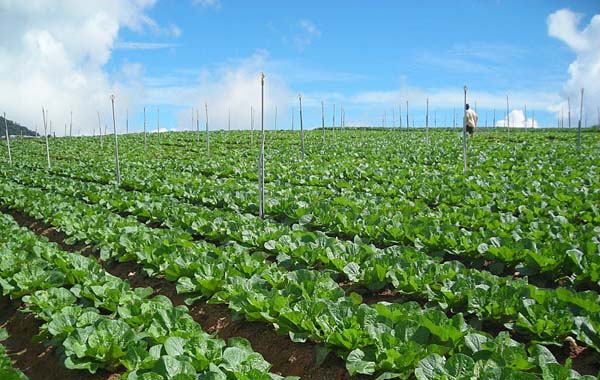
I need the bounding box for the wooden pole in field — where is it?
[321,100,325,145]
[392,108,396,128]
[196,109,200,143]
[98,111,103,148]
[463,86,468,172]
[69,110,73,137]
[274,106,278,131]
[406,101,409,130]
[126,109,129,134]
[157,107,160,145]
[453,107,456,130]
[399,104,402,129]
[64,123,67,137]
[3,113,12,165]
[258,73,265,218]
[110,95,121,185]
[506,95,510,135]
[299,94,305,159]
[205,101,210,157]
[42,108,51,169]
[251,106,254,144]
[143,107,147,151]
[577,88,584,153]
[567,97,572,128]
[561,107,564,128]
[425,98,430,143]
[195,107,200,142]
[485,111,488,128]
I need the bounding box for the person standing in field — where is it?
[464,103,478,138]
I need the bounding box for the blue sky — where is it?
[2,0,599,133]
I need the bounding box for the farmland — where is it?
[0,127,599,380]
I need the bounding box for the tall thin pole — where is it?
[98,111,103,148]
[258,73,265,219]
[228,107,231,131]
[406,101,409,130]
[577,88,584,152]
[69,110,73,137]
[205,101,210,157]
[321,100,325,145]
[399,105,402,129]
[196,107,200,142]
[274,106,278,131]
[434,111,437,128]
[561,107,564,128]
[196,109,200,143]
[3,113,12,165]
[506,95,510,134]
[110,95,121,185]
[568,97,571,128]
[143,107,147,151]
[453,107,456,129]
[157,107,160,145]
[425,98,429,143]
[42,108,51,169]
[126,109,129,134]
[251,106,254,144]
[463,86,468,172]
[192,108,195,133]
[299,94,305,159]
[392,108,396,128]
[493,109,496,128]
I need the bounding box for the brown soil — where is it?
[0,296,115,380]
[1,207,350,379]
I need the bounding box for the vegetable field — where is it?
[1,128,599,380]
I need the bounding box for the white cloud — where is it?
[496,109,539,128]
[548,9,600,124]
[0,0,162,136]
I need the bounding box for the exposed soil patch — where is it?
[0,296,114,380]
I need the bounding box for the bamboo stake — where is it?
[42,108,51,169]
[463,86,468,172]
[274,106,278,131]
[205,101,210,157]
[399,105,402,129]
[493,109,496,128]
[110,95,121,185]
[392,108,396,128]
[577,88,584,152]
[406,101,409,130]
[143,107,147,151]
[506,95,510,135]
[69,110,73,137]
[3,112,12,165]
[251,106,254,144]
[299,94,305,159]
[258,73,266,218]
[321,101,325,145]
[425,98,429,143]
[196,109,200,144]
[157,107,160,145]
[98,111,103,148]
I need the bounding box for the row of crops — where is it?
[0,128,598,379]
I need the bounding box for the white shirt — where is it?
[464,109,478,128]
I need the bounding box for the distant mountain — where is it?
[0,115,37,137]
